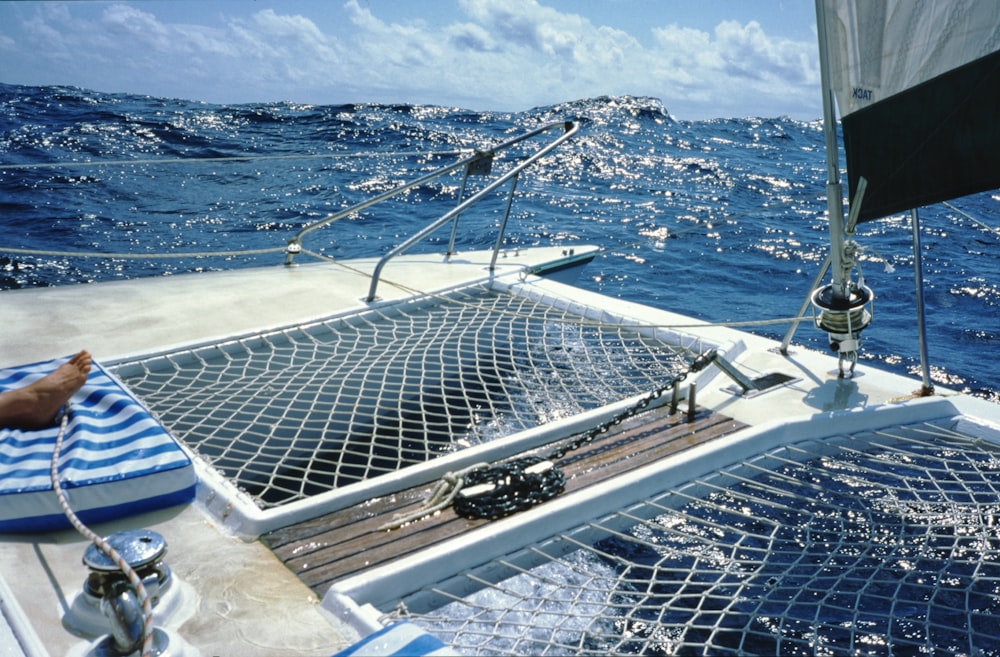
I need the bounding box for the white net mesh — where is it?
[390,419,1000,656]
[112,285,691,508]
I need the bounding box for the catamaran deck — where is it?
[3,247,999,656]
[263,405,745,597]
[0,246,598,368]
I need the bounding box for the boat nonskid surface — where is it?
[0,246,600,369]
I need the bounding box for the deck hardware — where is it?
[810,176,873,378]
[74,528,196,656]
[466,151,494,176]
[284,238,302,262]
[364,121,579,300]
[91,581,171,657]
[82,530,172,607]
[710,354,802,398]
[68,528,195,655]
[811,282,874,377]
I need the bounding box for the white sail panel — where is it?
[823,0,1000,117]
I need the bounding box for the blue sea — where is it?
[1,82,997,401]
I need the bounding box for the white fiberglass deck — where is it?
[3,247,999,657]
[0,246,597,368]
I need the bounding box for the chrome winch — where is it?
[82,529,172,608]
[811,281,874,377]
[66,529,196,657]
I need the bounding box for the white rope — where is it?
[378,462,489,531]
[50,407,155,657]
[0,245,286,259]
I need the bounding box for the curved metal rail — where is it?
[282,121,579,301]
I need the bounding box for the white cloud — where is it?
[0,0,821,119]
[102,4,170,46]
[647,20,818,117]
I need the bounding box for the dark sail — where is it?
[821,0,1000,222]
[842,50,1000,223]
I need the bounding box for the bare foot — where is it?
[0,350,92,430]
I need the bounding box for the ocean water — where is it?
[1,82,997,401]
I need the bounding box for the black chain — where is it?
[453,349,717,520]
[452,455,566,520]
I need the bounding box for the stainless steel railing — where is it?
[283,121,579,301]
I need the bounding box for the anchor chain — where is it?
[452,349,717,520]
[452,455,565,520]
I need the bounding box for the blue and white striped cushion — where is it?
[0,355,196,532]
[332,622,459,657]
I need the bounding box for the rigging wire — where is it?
[0,149,472,171]
[0,244,812,330]
[309,249,815,331]
[0,246,286,259]
[944,200,1000,238]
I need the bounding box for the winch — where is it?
[65,529,196,657]
[82,530,172,605]
[811,280,874,377]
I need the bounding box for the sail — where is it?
[820,0,1000,223]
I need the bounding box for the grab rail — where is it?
[283,121,579,301]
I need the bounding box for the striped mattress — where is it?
[0,355,196,532]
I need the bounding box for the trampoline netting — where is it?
[112,284,694,508]
[389,418,1000,656]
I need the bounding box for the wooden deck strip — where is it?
[262,405,745,596]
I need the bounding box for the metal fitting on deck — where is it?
[67,529,197,656]
[811,282,874,377]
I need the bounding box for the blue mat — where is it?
[0,355,196,532]
[332,622,459,657]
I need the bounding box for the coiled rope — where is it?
[51,407,155,657]
[381,349,718,528]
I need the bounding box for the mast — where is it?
[814,0,848,302]
[807,0,873,377]
[789,0,997,382]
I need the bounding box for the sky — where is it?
[0,1,822,120]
